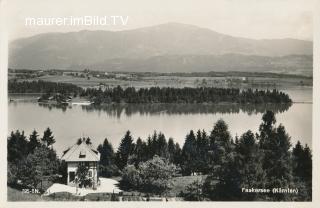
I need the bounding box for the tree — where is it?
[258,111,293,200]
[168,138,176,163]
[195,129,210,174]
[28,130,41,153]
[41,127,55,147]
[184,179,204,201]
[292,141,312,201]
[8,162,19,185]
[173,142,182,165]
[259,110,276,148]
[181,130,197,175]
[209,119,232,166]
[202,121,238,200]
[157,133,169,158]
[121,156,176,194]
[236,130,266,200]
[76,163,90,188]
[203,152,240,201]
[203,130,267,201]
[19,146,59,189]
[121,165,141,188]
[292,141,304,178]
[130,137,147,166]
[292,142,312,182]
[302,145,312,182]
[115,131,135,170]
[8,130,28,163]
[97,138,118,177]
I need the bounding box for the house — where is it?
[61,139,100,189]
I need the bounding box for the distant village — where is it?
[9,68,282,89]
[8,68,137,81]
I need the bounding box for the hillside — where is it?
[9,22,313,72]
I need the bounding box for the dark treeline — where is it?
[83,86,292,104]
[9,80,291,104]
[7,128,64,192]
[8,80,82,95]
[7,111,311,201]
[97,111,311,201]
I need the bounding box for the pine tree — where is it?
[293,142,312,182]
[181,130,197,175]
[195,129,210,174]
[28,130,41,153]
[98,139,114,166]
[210,119,232,165]
[115,131,135,170]
[146,136,154,159]
[41,127,55,147]
[151,131,158,156]
[157,133,169,158]
[292,141,304,178]
[258,111,293,200]
[203,130,267,201]
[203,120,236,200]
[97,138,117,177]
[131,137,147,166]
[259,110,276,148]
[168,138,176,163]
[237,130,266,200]
[7,130,28,163]
[302,145,312,182]
[174,142,182,165]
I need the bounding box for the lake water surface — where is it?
[8,87,312,156]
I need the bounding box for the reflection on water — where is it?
[36,103,292,117]
[8,89,312,155]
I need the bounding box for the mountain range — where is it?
[9,22,313,73]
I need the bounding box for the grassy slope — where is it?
[169,175,208,196]
[7,187,43,201]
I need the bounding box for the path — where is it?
[43,178,122,196]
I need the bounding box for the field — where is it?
[9,71,313,90]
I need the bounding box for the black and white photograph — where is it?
[1,0,319,205]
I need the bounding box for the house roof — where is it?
[61,142,100,162]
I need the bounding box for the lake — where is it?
[8,87,312,156]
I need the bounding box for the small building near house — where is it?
[61,139,100,189]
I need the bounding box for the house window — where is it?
[69,171,75,182]
[89,170,92,177]
[79,150,86,158]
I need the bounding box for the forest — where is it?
[9,80,292,104]
[7,111,311,201]
[83,86,292,104]
[8,80,83,95]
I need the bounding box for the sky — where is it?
[1,0,314,41]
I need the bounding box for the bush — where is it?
[183,180,204,201]
[121,155,176,194]
[122,165,141,188]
